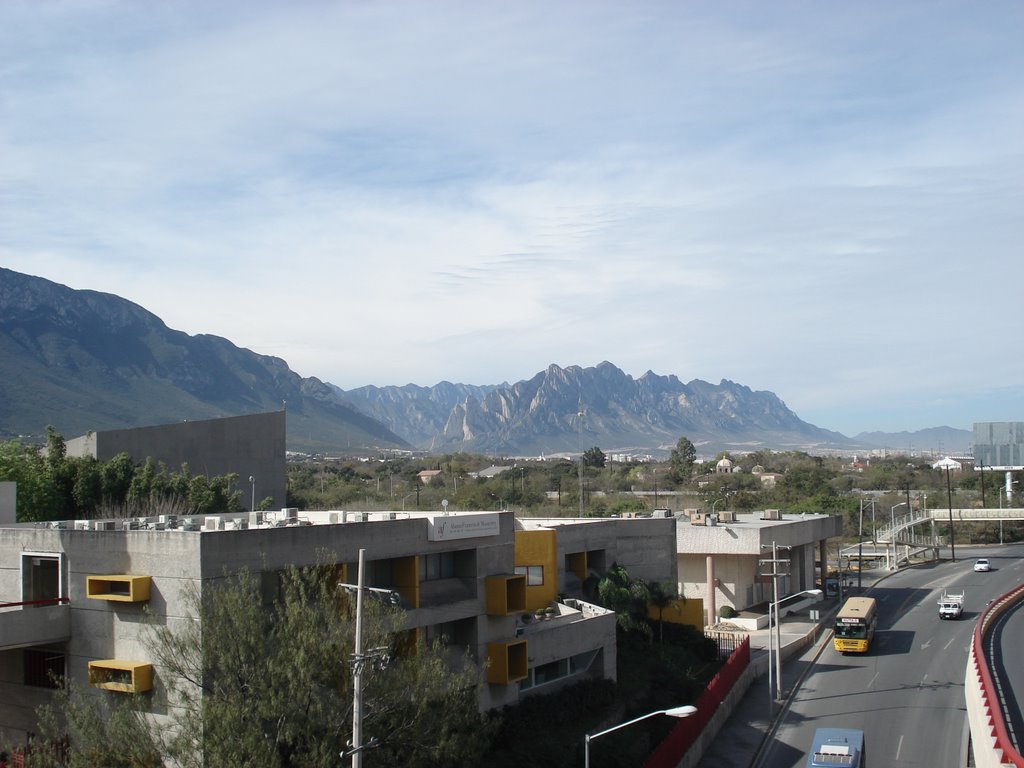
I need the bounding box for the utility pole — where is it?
[759,542,790,704]
[340,551,399,766]
[857,500,865,591]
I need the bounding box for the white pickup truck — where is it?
[938,590,965,619]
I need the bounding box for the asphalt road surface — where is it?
[756,543,1024,768]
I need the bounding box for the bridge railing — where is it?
[967,582,1024,767]
[875,512,937,545]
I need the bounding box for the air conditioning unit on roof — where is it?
[762,509,782,520]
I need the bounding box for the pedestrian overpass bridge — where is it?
[840,508,1024,570]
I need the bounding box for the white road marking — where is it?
[867,672,879,689]
[896,734,904,760]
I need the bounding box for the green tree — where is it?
[592,563,653,639]
[582,446,606,469]
[101,452,137,510]
[645,581,683,644]
[27,565,491,768]
[0,439,55,521]
[668,436,697,483]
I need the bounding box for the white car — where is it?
[974,558,991,572]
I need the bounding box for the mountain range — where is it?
[0,268,971,457]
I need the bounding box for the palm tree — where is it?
[593,563,653,640]
[646,581,684,644]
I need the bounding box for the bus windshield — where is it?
[834,622,867,639]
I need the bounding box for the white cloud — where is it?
[2,0,1022,433]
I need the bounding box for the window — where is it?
[24,649,65,689]
[520,650,598,691]
[514,565,544,586]
[419,552,456,582]
[423,620,459,646]
[22,553,63,604]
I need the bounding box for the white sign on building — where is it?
[426,512,500,541]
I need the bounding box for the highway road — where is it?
[756,543,1024,768]
[980,555,1024,756]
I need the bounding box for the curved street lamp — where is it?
[584,705,697,767]
[768,588,823,704]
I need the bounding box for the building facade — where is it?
[1,508,668,749]
[675,510,843,626]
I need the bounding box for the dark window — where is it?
[419,552,456,582]
[24,649,65,689]
[423,620,459,645]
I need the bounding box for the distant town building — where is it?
[417,469,443,484]
[974,422,1024,469]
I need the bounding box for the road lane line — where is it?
[896,734,904,761]
[867,672,879,689]
[943,636,957,650]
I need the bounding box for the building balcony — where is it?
[515,598,614,636]
[86,575,151,603]
[88,659,154,693]
[0,599,71,651]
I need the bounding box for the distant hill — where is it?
[851,426,973,455]
[0,267,410,453]
[0,267,971,457]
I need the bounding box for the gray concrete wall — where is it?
[67,411,287,510]
[0,482,15,524]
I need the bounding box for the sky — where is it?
[2,1,1022,437]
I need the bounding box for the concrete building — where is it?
[0,508,690,748]
[676,509,842,626]
[64,411,287,510]
[0,483,14,525]
[973,421,1024,469]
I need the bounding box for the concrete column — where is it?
[706,555,716,627]
[818,539,827,588]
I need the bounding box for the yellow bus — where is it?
[833,596,878,653]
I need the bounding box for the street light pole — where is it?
[352,548,366,768]
[946,466,956,563]
[249,475,256,512]
[577,402,585,517]
[766,588,823,704]
[584,705,697,768]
